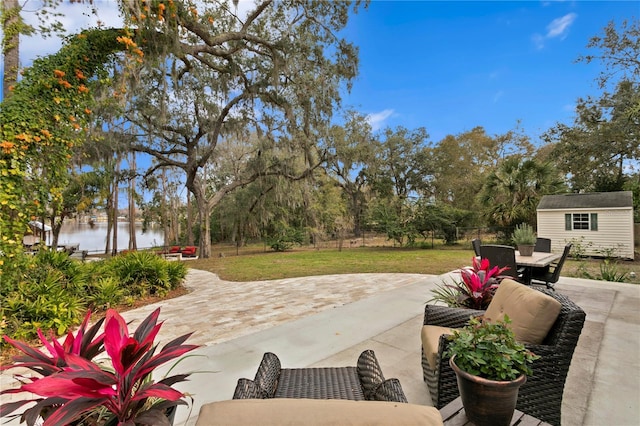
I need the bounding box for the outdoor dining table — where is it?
[516,250,561,285]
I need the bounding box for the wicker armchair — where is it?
[421,288,585,426]
[234,349,408,403]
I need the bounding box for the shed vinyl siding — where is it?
[537,207,634,259]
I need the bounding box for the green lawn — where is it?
[188,246,473,281]
[188,244,640,284]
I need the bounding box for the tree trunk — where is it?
[105,185,112,255]
[186,190,194,245]
[112,160,119,256]
[2,0,20,99]
[50,207,66,250]
[161,168,170,248]
[200,203,211,258]
[40,213,48,246]
[351,192,362,237]
[171,195,180,244]
[189,181,211,258]
[128,152,137,250]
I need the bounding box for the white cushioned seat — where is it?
[195,398,444,425]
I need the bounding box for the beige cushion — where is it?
[195,398,444,426]
[484,278,562,344]
[421,325,454,370]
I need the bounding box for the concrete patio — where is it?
[1,269,639,425]
[160,270,639,426]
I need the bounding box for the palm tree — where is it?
[478,157,564,228]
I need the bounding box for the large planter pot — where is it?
[517,244,535,256]
[450,356,526,426]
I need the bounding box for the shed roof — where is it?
[537,191,633,210]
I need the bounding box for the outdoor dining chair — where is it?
[471,238,481,257]
[421,280,586,425]
[479,244,522,281]
[530,243,572,289]
[534,237,552,253]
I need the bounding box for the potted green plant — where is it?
[512,223,536,256]
[0,307,199,426]
[444,316,539,426]
[428,257,509,310]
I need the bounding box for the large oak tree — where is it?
[121,0,363,258]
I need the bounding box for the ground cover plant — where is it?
[0,251,187,344]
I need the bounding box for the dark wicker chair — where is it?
[534,237,552,253]
[471,238,482,257]
[421,289,585,426]
[234,349,408,403]
[479,244,522,281]
[531,243,572,289]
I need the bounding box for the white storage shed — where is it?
[536,191,635,260]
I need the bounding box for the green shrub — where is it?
[86,277,126,310]
[2,276,85,339]
[39,250,88,295]
[267,227,305,252]
[567,237,593,259]
[1,249,183,344]
[599,259,628,282]
[108,251,172,297]
[0,252,35,294]
[166,261,188,289]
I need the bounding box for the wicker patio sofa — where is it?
[195,350,444,425]
[421,283,586,426]
[232,349,408,402]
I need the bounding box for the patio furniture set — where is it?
[157,245,198,260]
[472,237,572,288]
[195,242,585,426]
[421,278,586,425]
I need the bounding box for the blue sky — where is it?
[341,1,638,144]
[7,1,639,145]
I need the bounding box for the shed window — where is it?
[564,213,598,231]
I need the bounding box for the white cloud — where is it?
[546,13,576,39]
[531,33,545,50]
[532,13,577,50]
[493,90,504,103]
[366,109,394,131]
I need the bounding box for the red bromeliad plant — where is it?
[429,257,510,310]
[1,307,199,426]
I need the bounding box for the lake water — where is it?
[56,221,166,253]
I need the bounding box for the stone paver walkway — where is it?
[123,269,436,347]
